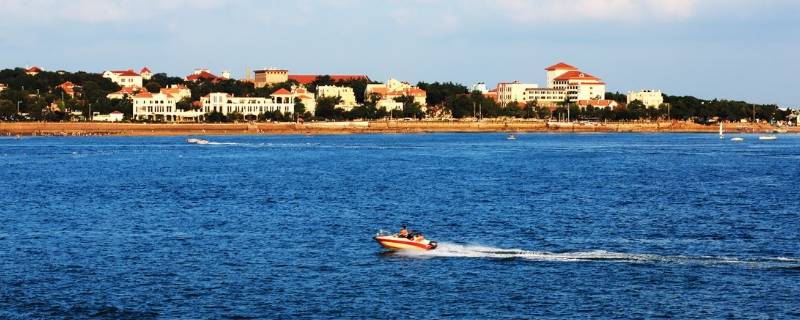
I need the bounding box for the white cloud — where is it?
[0,0,227,23]
[489,0,701,23]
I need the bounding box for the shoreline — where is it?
[0,121,795,137]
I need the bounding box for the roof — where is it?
[133,92,153,98]
[186,70,220,81]
[111,69,140,77]
[545,62,578,71]
[58,81,75,87]
[140,67,151,73]
[288,74,370,85]
[26,66,42,72]
[271,88,291,95]
[553,70,600,81]
[110,111,123,114]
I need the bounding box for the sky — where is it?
[0,0,798,106]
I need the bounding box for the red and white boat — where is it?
[373,230,438,251]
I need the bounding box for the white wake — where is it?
[393,242,800,268]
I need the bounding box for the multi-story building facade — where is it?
[317,85,358,110]
[132,92,180,121]
[200,90,295,118]
[103,69,143,88]
[518,62,609,109]
[160,84,192,101]
[627,89,664,107]
[496,81,538,105]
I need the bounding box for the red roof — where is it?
[186,71,220,81]
[553,70,600,81]
[140,67,151,73]
[288,74,369,85]
[110,111,123,114]
[112,69,140,77]
[26,66,43,73]
[271,88,291,95]
[545,62,578,71]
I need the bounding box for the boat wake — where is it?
[393,243,800,268]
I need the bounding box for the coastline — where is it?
[0,120,794,137]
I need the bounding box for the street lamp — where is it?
[17,101,21,114]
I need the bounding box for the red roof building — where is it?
[186,69,223,82]
[57,81,78,97]
[544,62,578,71]
[288,74,370,85]
[25,66,43,75]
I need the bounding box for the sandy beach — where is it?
[0,120,793,136]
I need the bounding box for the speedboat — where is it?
[758,135,777,141]
[730,137,744,142]
[187,138,210,144]
[374,230,437,251]
[506,134,517,140]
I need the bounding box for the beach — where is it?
[0,120,792,136]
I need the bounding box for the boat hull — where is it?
[374,235,436,251]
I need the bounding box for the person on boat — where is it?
[398,224,409,238]
[415,233,425,242]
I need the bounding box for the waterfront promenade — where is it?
[0,120,791,136]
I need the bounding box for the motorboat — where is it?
[374,230,437,251]
[730,137,744,142]
[506,134,517,140]
[187,138,210,144]
[758,135,777,141]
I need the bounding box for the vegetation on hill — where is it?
[0,68,792,123]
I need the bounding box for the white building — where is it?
[103,69,143,88]
[519,62,607,107]
[317,85,358,110]
[291,85,316,115]
[200,90,294,118]
[627,89,664,108]
[107,87,144,100]
[92,111,124,122]
[0,83,7,92]
[140,67,152,80]
[470,83,488,94]
[496,81,538,105]
[133,92,178,120]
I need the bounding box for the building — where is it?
[25,66,42,76]
[496,81,538,105]
[317,85,358,110]
[518,62,607,108]
[200,89,296,118]
[627,89,664,108]
[0,83,7,92]
[470,83,489,94]
[546,62,606,101]
[291,85,316,115]
[523,88,567,108]
[103,69,143,88]
[140,67,152,80]
[92,111,124,122]
[56,81,78,97]
[253,69,289,87]
[365,78,427,110]
[253,68,370,88]
[159,84,191,101]
[133,92,178,120]
[185,69,225,82]
[577,99,618,109]
[107,87,145,100]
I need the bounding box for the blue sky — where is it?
[1,0,798,106]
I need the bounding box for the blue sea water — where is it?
[1,133,799,319]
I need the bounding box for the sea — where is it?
[1,133,799,319]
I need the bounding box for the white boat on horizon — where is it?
[758,135,777,141]
[187,138,210,144]
[731,137,744,142]
[506,134,517,140]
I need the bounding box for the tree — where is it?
[417,82,468,107]
[315,96,342,119]
[294,97,306,115]
[144,81,162,93]
[0,99,15,116]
